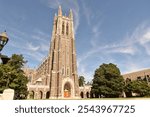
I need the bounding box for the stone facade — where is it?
[123,69,150,83]
[79,85,92,98]
[122,69,150,97]
[25,6,83,99]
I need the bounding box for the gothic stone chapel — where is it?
[24,6,90,99]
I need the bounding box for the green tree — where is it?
[125,80,150,97]
[79,76,85,86]
[86,81,92,85]
[91,63,125,98]
[0,54,28,99]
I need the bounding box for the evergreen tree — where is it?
[0,54,28,99]
[79,76,85,86]
[91,63,125,98]
[125,80,150,97]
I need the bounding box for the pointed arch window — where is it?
[45,77,48,85]
[62,22,65,34]
[62,67,65,75]
[55,21,57,34]
[66,23,69,35]
[67,68,69,76]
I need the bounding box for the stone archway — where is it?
[29,91,34,99]
[64,82,71,98]
[46,91,50,99]
[39,91,43,99]
[80,92,84,98]
[86,92,90,98]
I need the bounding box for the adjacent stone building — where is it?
[123,69,150,84]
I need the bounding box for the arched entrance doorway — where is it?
[86,92,89,98]
[29,91,34,99]
[64,82,71,98]
[46,91,50,99]
[80,92,84,98]
[39,91,43,99]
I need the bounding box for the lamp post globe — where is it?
[0,31,9,52]
[0,31,9,64]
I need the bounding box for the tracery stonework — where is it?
[25,6,81,99]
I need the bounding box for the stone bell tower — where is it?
[48,6,80,98]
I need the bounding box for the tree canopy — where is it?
[0,54,28,99]
[125,80,150,97]
[78,76,85,86]
[91,63,125,98]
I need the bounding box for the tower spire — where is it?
[69,9,73,19]
[58,5,62,16]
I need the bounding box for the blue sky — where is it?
[1,0,150,82]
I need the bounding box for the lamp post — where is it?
[0,31,9,64]
[0,31,9,51]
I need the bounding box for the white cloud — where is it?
[77,21,150,81]
[25,51,45,62]
[26,42,40,52]
[124,22,150,56]
[109,46,136,55]
[78,63,93,82]
[82,1,92,25]
[89,21,103,47]
[121,62,142,74]
[141,31,150,44]
[31,29,50,52]
[144,44,150,55]
[3,26,50,65]
[138,29,150,56]
[32,29,50,40]
[78,43,136,66]
[92,22,102,37]
[116,22,150,73]
[40,43,49,52]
